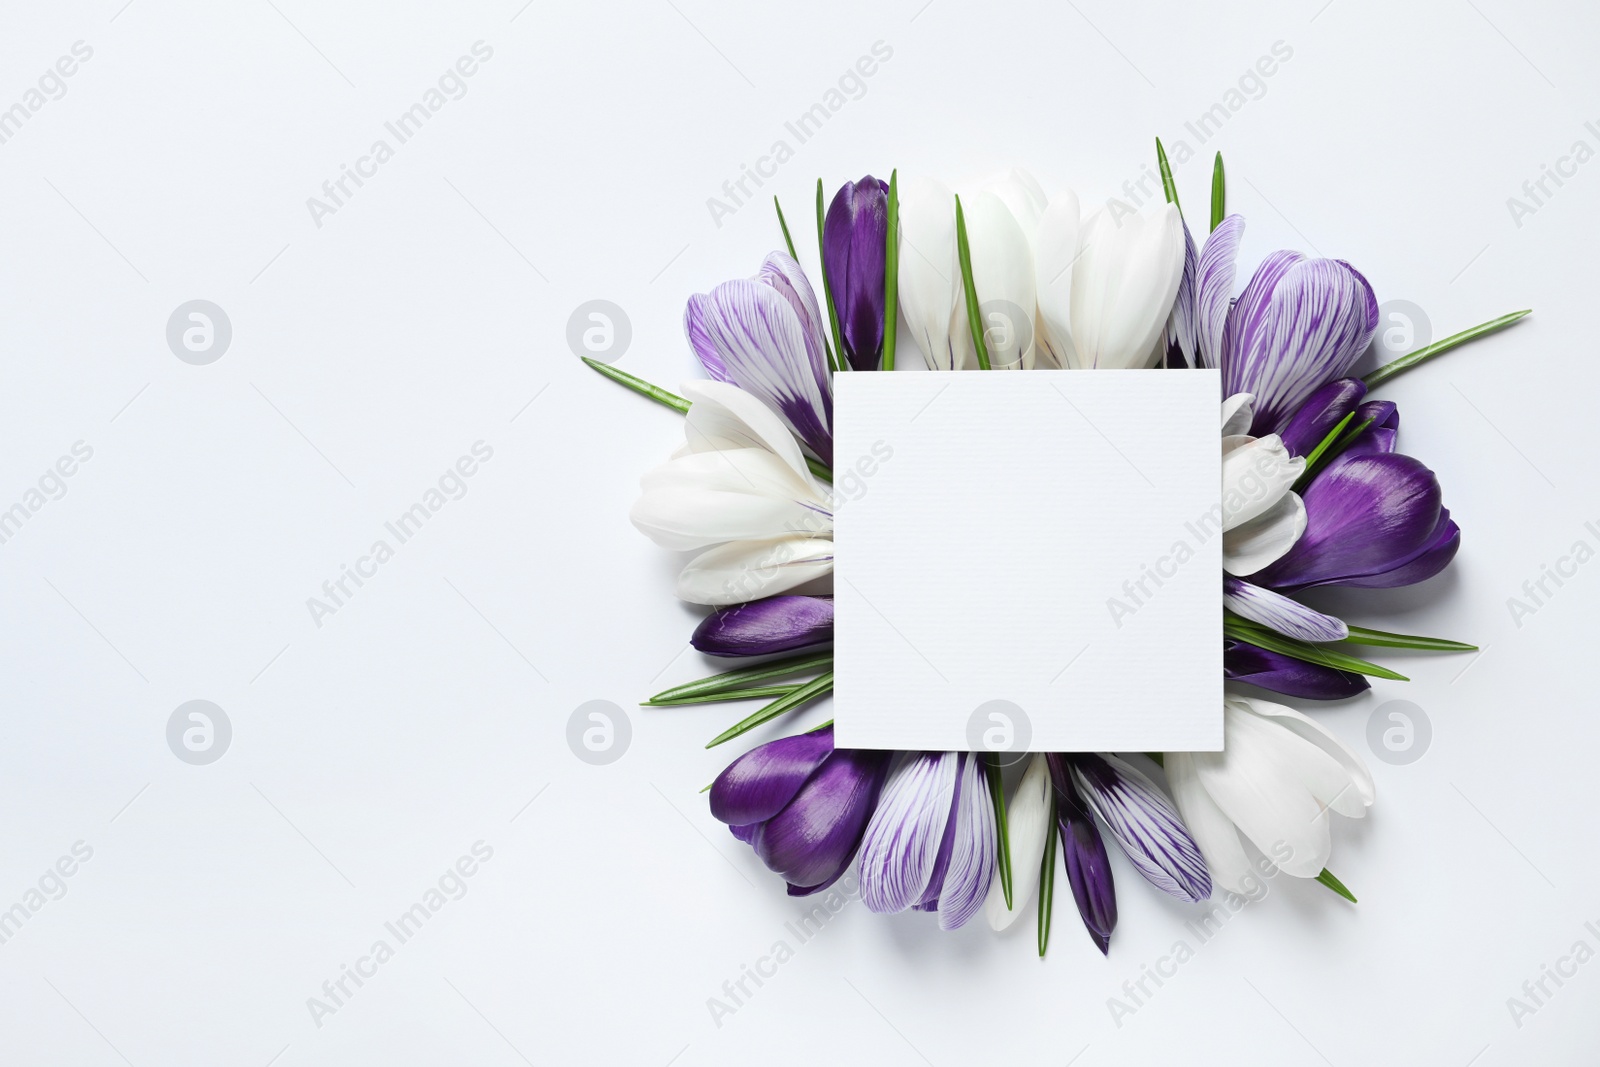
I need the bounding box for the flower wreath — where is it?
[587,147,1526,954]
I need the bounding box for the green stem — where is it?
[1038,796,1058,958]
[647,652,833,704]
[954,194,992,370]
[644,684,802,707]
[882,169,899,371]
[1157,137,1181,214]
[1209,152,1225,232]
[985,754,1013,910]
[775,196,797,259]
[581,357,688,413]
[1363,309,1531,390]
[706,671,833,748]
[1224,614,1408,681]
[1339,625,1476,652]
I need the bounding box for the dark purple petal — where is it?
[1224,639,1370,699]
[1047,755,1116,953]
[823,176,889,371]
[1336,508,1460,589]
[751,746,890,892]
[1068,754,1211,903]
[691,595,834,657]
[1222,254,1379,436]
[1278,377,1367,457]
[709,726,835,826]
[1223,576,1348,642]
[1250,452,1444,591]
[1341,399,1400,458]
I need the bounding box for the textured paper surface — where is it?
[833,369,1222,753]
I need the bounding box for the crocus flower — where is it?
[1063,753,1211,903]
[1046,756,1116,953]
[823,176,889,371]
[1220,393,1306,576]
[691,595,833,657]
[710,724,890,895]
[685,252,833,463]
[1247,451,1459,591]
[1166,696,1374,895]
[1223,576,1347,643]
[630,380,833,605]
[1223,638,1368,700]
[858,751,996,930]
[1035,192,1186,369]
[982,753,1052,931]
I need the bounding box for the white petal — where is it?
[1220,393,1255,437]
[956,191,1037,370]
[984,754,1052,931]
[674,536,834,605]
[1034,189,1083,367]
[897,177,961,370]
[1165,752,1256,896]
[1069,200,1186,369]
[681,380,815,489]
[1223,492,1306,576]
[1221,434,1304,529]
[1234,696,1375,810]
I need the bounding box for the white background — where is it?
[0,0,1595,1064]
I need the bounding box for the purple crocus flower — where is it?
[1249,451,1460,591]
[685,252,833,463]
[691,595,833,657]
[1046,756,1116,953]
[1224,638,1369,700]
[1279,377,1400,458]
[858,751,996,930]
[822,176,889,371]
[710,725,889,896]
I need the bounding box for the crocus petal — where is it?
[984,753,1052,931]
[710,726,836,826]
[1065,200,1186,369]
[1047,755,1116,952]
[935,752,998,930]
[689,273,832,462]
[823,176,889,371]
[1251,452,1444,591]
[1341,400,1401,459]
[1222,576,1348,642]
[1035,189,1084,368]
[1277,377,1367,458]
[1223,639,1369,700]
[1220,393,1255,438]
[1164,752,1257,896]
[758,252,833,386]
[751,746,891,892]
[685,304,731,382]
[1336,508,1459,589]
[633,450,830,552]
[1222,254,1379,436]
[679,380,817,488]
[1221,434,1304,529]
[692,595,834,657]
[675,536,834,606]
[1224,492,1307,577]
[1193,214,1246,368]
[950,191,1037,370]
[1239,696,1375,810]
[1068,754,1211,904]
[1164,219,1200,367]
[897,177,964,370]
[858,752,958,914]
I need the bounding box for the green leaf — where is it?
[774,196,798,259]
[816,179,846,373]
[1296,412,1354,474]
[954,194,992,370]
[1209,152,1225,232]
[1363,309,1531,390]
[1156,138,1181,213]
[1224,614,1409,681]
[1315,867,1357,903]
[985,754,1013,910]
[1293,413,1373,491]
[882,169,899,371]
[648,652,833,704]
[581,357,689,413]
[706,671,833,748]
[1038,795,1058,958]
[1340,625,1476,652]
[644,684,802,707]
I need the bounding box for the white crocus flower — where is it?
[982,753,1053,931]
[896,175,1040,370]
[1165,695,1375,895]
[1220,392,1306,576]
[630,380,832,606]
[1034,192,1186,369]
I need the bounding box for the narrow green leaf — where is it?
[1296,415,1375,491]
[881,169,899,371]
[816,179,846,373]
[706,671,833,748]
[644,684,802,707]
[1364,309,1531,390]
[774,196,798,259]
[1038,796,1058,958]
[985,754,1013,910]
[1209,152,1225,232]
[1296,411,1354,475]
[1156,138,1181,213]
[1340,626,1477,652]
[1225,615,1409,681]
[581,357,689,413]
[954,194,992,370]
[648,652,833,704]
[1315,867,1357,903]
